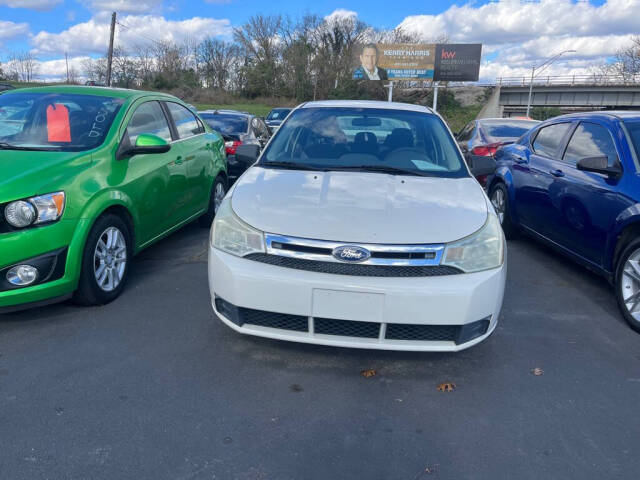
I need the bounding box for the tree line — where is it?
[80,13,445,102]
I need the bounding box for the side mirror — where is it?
[117,133,170,160]
[576,156,622,179]
[235,144,260,167]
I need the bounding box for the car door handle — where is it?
[514,156,527,164]
[185,155,195,162]
[549,169,565,177]
[174,156,183,165]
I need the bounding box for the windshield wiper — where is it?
[0,142,62,151]
[261,161,323,171]
[326,165,430,176]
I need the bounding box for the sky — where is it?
[0,0,638,82]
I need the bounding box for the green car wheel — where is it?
[74,214,132,306]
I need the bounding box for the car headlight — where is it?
[441,213,504,273]
[210,197,265,257]
[4,192,65,228]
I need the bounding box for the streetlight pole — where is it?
[525,49,576,118]
[526,66,535,118]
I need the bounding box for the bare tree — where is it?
[614,36,640,79]
[311,13,368,96]
[7,51,39,82]
[234,14,283,97]
[111,46,138,88]
[198,38,240,90]
[67,66,79,84]
[83,56,107,83]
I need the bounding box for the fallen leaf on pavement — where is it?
[361,369,377,378]
[532,368,544,376]
[437,382,456,392]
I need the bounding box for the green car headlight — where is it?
[211,197,265,257]
[441,213,505,273]
[4,201,37,228]
[4,192,66,228]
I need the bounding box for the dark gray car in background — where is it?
[199,109,271,183]
[265,107,292,133]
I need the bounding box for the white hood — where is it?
[231,167,488,244]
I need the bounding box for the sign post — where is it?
[432,82,439,112]
[385,81,394,102]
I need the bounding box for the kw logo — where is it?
[441,50,456,60]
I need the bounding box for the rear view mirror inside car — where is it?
[351,117,382,127]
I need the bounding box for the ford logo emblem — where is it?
[332,245,371,263]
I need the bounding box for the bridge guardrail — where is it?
[491,74,640,87]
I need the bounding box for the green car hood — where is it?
[0,149,92,204]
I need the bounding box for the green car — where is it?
[0,86,227,311]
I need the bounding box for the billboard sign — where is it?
[433,44,482,82]
[353,43,482,82]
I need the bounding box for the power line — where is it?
[115,20,167,47]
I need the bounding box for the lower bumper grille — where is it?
[244,253,462,277]
[385,323,458,341]
[241,308,308,332]
[314,317,380,338]
[214,297,491,345]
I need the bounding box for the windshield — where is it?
[0,92,124,151]
[199,114,248,136]
[260,107,467,178]
[482,120,539,141]
[267,109,292,121]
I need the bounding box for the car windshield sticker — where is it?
[46,103,71,143]
[411,159,447,171]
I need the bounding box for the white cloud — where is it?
[325,8,358,22]
[0,20,30,43]
[85,0,163,14]
[31,14,232,56]
[0,0,62,10]
[399,0,640,45]
[398,0,640,80]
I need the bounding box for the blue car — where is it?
[488,111,640,332]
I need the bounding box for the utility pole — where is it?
[106,11,116,87]
[65,52,69,83]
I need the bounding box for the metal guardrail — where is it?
[492,74,640,87]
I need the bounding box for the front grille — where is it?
[314,318,380,338]
[385,323,458,341]
[245,253,462,277]
[240,308,308,332]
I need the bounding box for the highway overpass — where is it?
[496,75,640,117]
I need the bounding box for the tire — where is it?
[615,238,640,333]
[199,176,227,228]
[73,214,132,306]
[489,182,518,239]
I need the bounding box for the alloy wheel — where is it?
[621,249,640,323]
[93,226,127,292]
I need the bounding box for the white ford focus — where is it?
[208,100,506,351]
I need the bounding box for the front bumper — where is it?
[208,247,506,351]
[0,219,89,310]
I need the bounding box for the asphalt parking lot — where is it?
[1,223,640,480]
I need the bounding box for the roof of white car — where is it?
[300,100,435,114]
